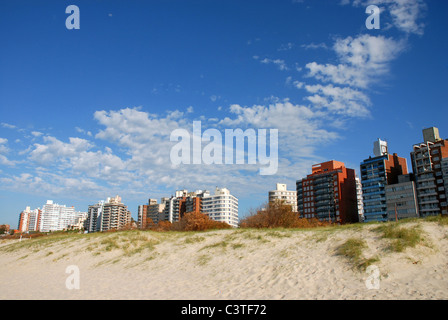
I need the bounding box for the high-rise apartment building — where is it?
[162,190,188,223]
[268,183,298,212]
[39,200,79,232]
[28,208,41,232]
[138,198,166,229]
[202,188,239,228]
[85,201,105,233]
[18,206,31,233]
[101,195,132,231]
[360,140,408,222]
[410,127,448,217]
[296,160,358,224]
[355,177,364,222]
[441,158,448,215]
[18,207,42,232]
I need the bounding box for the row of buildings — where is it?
[268,127,448,224]
[137,187,239,228]
[17,187,239,233]
[18,196,132,233]
[18,200,87,233]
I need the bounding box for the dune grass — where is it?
[336,238,379,271]
[374,223,425,253]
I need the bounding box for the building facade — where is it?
[360,140,408,222]
[101,195,132,232]
[355,177,364,222]
[138,198,166,229]
[296,160,358,224]
[410,127,448,217]
[18,206,31,233]
[85,201,105,233]
[201,188,239,227]
[268,183,298,212]
[385,174,419,221]
[441,158,448,215]
[39,200,79,232]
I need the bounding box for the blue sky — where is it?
[1,0,447,227]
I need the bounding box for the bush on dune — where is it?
[239,201,329,229]
[151,212,232,232]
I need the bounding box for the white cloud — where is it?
[257,57,289,71]
[31,131,43,137]
[75,127,93,136]
[0,138,15,166]
[305,35,405,89]
[1,123,16,129]
[304,84,371,117]
[301,42,328,50]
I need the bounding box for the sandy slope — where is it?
[0,221,447,300]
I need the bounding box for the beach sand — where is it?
[1,220,447,300]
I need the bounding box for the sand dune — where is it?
[1,220,447,300]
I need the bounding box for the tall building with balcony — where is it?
[138,198,166,228]
[441,158,448,215]
[296,160,358,224]
[355,177,364,222]
[101,195,132,231]
[18,207,42,232]
[39,200,78,232]
[201,187,239,228]
[410,127,448,217]
[162,190,189,223]
[360,140,408,222]
[268,183,298,212]
[86,201,105,233]
[18,206,31,233]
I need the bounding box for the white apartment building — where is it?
[162,190,186,223]
[39,200,77,232]
[202,187,239,227]
[268,183,298,212]
[355,177,365,222]
[86,201,105,232]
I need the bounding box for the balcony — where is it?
[419,199,439,205]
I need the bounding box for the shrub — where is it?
[172,211,232,231]
[149,212,231,232]
[239,201,329,229]
[152,220,173,232]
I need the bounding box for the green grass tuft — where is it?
[336,238,379,271]
[374,223,424,253]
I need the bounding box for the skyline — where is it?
[1,0,448,227]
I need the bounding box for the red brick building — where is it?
[296,160,359,224]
